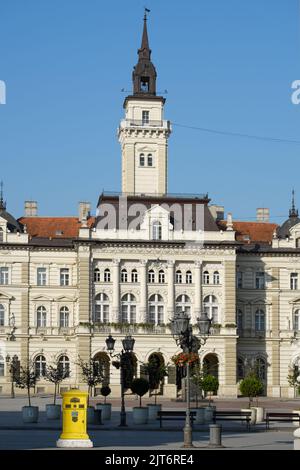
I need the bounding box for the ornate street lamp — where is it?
[171,310,211,448]
[106,335,135,427]
[5,354,19,398]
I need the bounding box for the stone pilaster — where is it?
[193,261,202,324]
[139,260,147,322]
[223,338,238,397]
[271,267,280,392]
[167,260,175,322]
[78,246,91,323]
[223,260,236,324]
[20,262,29,365]
[112,259,120,322]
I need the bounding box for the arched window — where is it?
[148,294,164,324]
[95,293,109,323]
[152,221,162,240]
[93,352,110,385]
[147,154,153,166]
[203,295,218,324]
[158,270,165,283]
[35,355,46,378]
[59,306,69,327]
[104,268,111,282]
[0,228,3,243]
[58,355,70,377]
[186,271,192,284]
[0,355,4,377]
[0,304,4,326]
[139,153,145,167]
[121,294,136,324]
[176,270,182,284]
[291,273,298,290]
[294,310,300,330]
[255,357,266,381]
[121,269,128,283]
[37,306,47,328]
[176,294,191,315]
[213,271,220,285]
[131,269,138,283]
[203,271,209,285]
[255,309,265,332]
[237,309,243,331]
[148,269,155,283]
[94,268,100,283]
[237,358,245,380]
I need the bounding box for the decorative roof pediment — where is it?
[251,297,272,306]
[32,295,53,302]
[289,297,300,304]
[56,295,77,302]
[0,291,14,300]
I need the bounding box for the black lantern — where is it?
[105,335,116,352]
[197,311,212,336]
[122,335,135,352]
[171,311,190,337]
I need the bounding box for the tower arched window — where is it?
[294,310,300,330]
[158,270,165,283]
[37,306,47,328]
[59,306,69,328]
[139,154,145,167]
[0,304,4,326]
[176,294,191,315]
[255,309,265,332]
[147,154,153,166]
[203,295,219,324]
[121,294,136,324]
[0,228,3,243]
[0,355,4,377]
[213,271,220,285]
[94,268,100,283]
[152,221,162,240]
[186,271,192,284]
[104,268,111,282]
[94,293,109,323]
[203,271,209,284]
[121,269,128,283]
[176,270,182,284]
[131,269,138,283]
[58,355,70,377]
[291,273,298,290]
[148,269,155,283]
[35,355,46,378]
[148,294,164,325]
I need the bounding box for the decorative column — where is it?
[139,260,147,323]
[112,259,120,323]
[167,260,175,322]
[193,261,202,324]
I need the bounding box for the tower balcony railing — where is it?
[119,119,171,131]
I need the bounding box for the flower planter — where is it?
[204,406,215,423]
[95,403,112,421]
[132,407,148,425]
[87,405,95,424]
[22,406,39,423]
[193,408,205,424]
[46,404,61,420]
[252,406,264,423]
[147,404,161,421]
[242,408,256,424]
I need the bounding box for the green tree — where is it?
[201,375,219,405]
[131,378,150,407]
[45,363,69,405]
[144,357,168,405]
[239,374,264,408]
[15,363,37,407]
[77,357,104,401]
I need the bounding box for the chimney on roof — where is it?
[256,208,270,223]
[209,205,225,221]
[226,212,233,231]
[24,201,38,217]
[79,202,91,223]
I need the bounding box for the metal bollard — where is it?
[208,424,223,448]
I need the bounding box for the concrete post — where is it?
[209,424,223,448]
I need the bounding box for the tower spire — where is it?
[139,9,151,61]
[289,189,299,218]
[0,181,6,211]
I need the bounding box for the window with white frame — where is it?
[94,268,100,283]
[0,267,9,285]
[94,293,109,323]
[131,269,138,283]
[0,228,3,243]
[0,304,4,326]
[0,355,4,377]
[175,294,191,316]
[37,267,47,286]
[139,153,145,166]
[255,309,265,331]
[142,110,149,124]
[294,310,300,330]
[58,355,70,377]
[35,355,46,378]
[291,273,298,290]
[158,270,165,283]
[237,272,243,289]
[176,270,182,284]
[255,272,265,290]
[186,271,193,284]
[213,271,220,285]
[203,271,209,285]
[203,295,219,324]
[147,154,153,166]
[148,269,155,283]
[37,306,47,327]
[59,306,69,327]
[152,221,162,240]
[237,309,243,330]
[60,268,70,286]
[121,269,128,283]
[104,268,111,282]
[121,294,136,323]
[148,294,164,325]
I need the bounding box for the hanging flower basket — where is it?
[171,352,199,367]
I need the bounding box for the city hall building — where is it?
[0,16,300,399]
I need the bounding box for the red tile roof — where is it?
[218,220,278,244]
[18,217,95,239]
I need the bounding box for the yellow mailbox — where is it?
[56,390,93,448]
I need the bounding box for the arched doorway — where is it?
[147,352,165,396]
[203,353,219,379]
[93,352,110,386]
[121,352,137,390]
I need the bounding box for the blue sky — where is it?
[0,0,300,223]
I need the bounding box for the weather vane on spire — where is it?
[144,7,150,19]
[0,181,5,210]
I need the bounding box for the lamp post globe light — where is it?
[171,310,212,448]
[105,334,135,427]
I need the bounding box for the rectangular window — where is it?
[142,110,149,124]
[237,272,243,289]
[60,268,70,286]
[255,272,265,290]
[158,306,164,324]
[0,267,9,285]
[291,274,298,290]
[130,305,136,323]
[37,268,47,286]
[103,305,109,323]
[122,305,128,323]
[149,306,155,324]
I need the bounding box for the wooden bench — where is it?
[213,410,252,431]
[265,412,300,430]
[157,411,196,428]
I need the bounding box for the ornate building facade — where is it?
[0,16,299,398]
